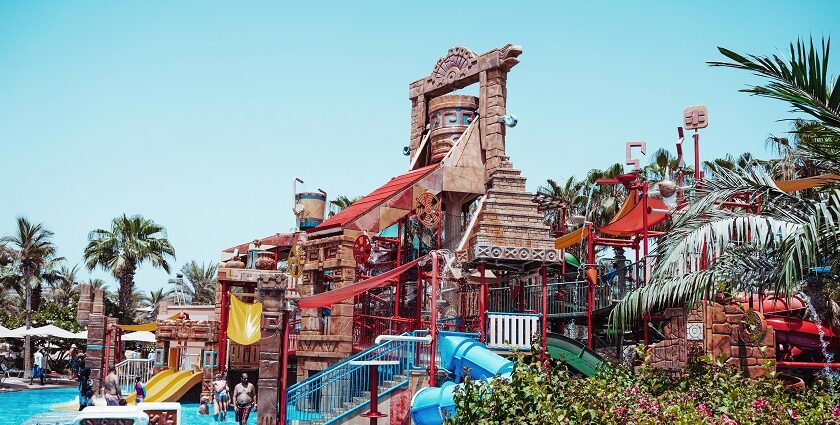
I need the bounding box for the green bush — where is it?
[445,351,840,424]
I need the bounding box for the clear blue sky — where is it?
[1,1,837,294]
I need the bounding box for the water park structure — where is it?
[66,43,840,425]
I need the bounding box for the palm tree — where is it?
[537,176,586,232]
[0,217,57,378]
[614,38,840,326]
[45,264,81,305]
[83,214,175,322]
[140,288,172,322]
[328,196,360,217]
[709,37,840,165]
[168,261,218,305]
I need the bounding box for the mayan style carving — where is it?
[427,46,479,91]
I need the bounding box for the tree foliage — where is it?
[84,214,175,322]
[446,352,839,424]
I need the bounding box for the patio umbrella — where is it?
[121,331,156,343]
[18,324,81,339]
[72,330,88,339]
[0,325,21,338]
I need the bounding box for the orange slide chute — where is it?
[554,227,588,250]
[227,295,262,346]
[599,197,670,237]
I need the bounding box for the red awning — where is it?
[298,257,425,309]
[599,197,670,237]
[307,164,439,233]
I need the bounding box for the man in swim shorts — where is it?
[103,365,122,406]
[233,372,256,424]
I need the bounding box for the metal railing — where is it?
[116,358,154,395]
[352,314,415,351]
[488,274,642,318]
[486,312,540,349]
[286,332,429,424]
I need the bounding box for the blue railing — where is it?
[286,332,430,424]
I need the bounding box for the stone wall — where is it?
[155,319,220,398]
[296,234,357,380]
[649,302,775,378]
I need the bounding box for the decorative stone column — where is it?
[86,287,107,392]
[257,273,288,425]
[479,68,508,180]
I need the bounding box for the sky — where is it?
[0,1,838,294]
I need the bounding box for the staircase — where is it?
[286,332,429,425]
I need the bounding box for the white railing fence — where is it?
[486,313,541,350]
[116,358,154,394]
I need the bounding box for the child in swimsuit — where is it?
[212,373,230,421]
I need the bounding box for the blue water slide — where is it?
[410,335,513,425]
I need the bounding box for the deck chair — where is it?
[1,363,24,380]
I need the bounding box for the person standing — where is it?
[212,373,230,421]
[233,373,256,425]
[134,376,146,403]
[103,366,122,406]
[30,347,44,385]
[78,367,94,411]
[67,344,79,379]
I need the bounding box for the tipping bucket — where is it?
[295,192,327,230]
[427,94,478,163]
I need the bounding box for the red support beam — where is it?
[429,252,440,386]
[278,308,291,425]
[540,266,548,356]
[586,224,596,349]
[479,262,487,343]
[218,282,230,373]
[776,361,840,370]
[642,184,650,346]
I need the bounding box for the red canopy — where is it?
[298,257,425,309]
[599,197,670,237]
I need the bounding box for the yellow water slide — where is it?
[125,369,202,404]
[227,295,262,346]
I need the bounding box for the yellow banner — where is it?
[228,295,262,346]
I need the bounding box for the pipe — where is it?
[219,283,230,373]
[375,335,432,344]
[560,208,567,278]
[540,266,548,356]
[642,183,650,346]
[586,224,595,349]
[693,130,700,181]
[479,262,487,343]
[429,251,440,386]
[776,361,840,370]
[395,220,403,319]
[278,308,290,425]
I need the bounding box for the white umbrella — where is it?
[72,330,88,339]
[121,331,156,343]
[0,325,21,338]
[18,324,80,339]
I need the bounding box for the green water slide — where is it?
[545,333,603,376]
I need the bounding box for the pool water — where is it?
[0,388,258,425]
[0,387,78,425]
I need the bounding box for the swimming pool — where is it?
[0,388,258,425]
[0,387,78,425]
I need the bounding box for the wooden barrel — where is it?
[428,94,478,163]
[295,192,327,230]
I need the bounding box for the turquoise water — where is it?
[0,388,258,425]
[0,387,78,425]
